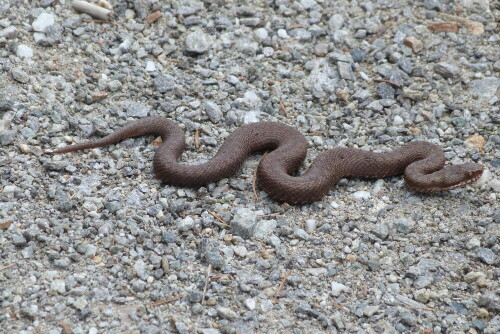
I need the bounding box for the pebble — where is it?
[32,13,55,32]
[11,68,30,83]
[331,281,351,296]
[17,45,33,58]
[185,29,212,54]
[434,63,460,79]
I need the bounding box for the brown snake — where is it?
[53,117,483,204]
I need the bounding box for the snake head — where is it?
[413,163,484,192]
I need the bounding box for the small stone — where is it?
[328,14,345,30]
[244,298,256,310]
[424,0,442,10]
[32,12,55,32]
[477,248,496,265]
[153,75,176,93]
[217,307,238,320]
[0,93,14,113]
[17,45,33,58]
[131,279,146,292]
[363,305,380,317]
[465,135,485,151]
[12,234,27,246]
[11,68,30,84]
[468,77,500,102]
[253,220,277,240]
[466,238,481,250]
[376,83,395,99]
[294,228,310,240]
[185,29,212,54]
[305,219,317,233]
[21,245,35,259]
[204,101,223,123]
[53,257,71,269]
[50,280,66,294]
[464,271,486,283]
[371,222,390,240]
[434,62,460,79]
[478,292,499,312]
[233,245,248,257]
[125,102,150,118]
[162,232,176,244]
[350,48,365,63]
[403,36,423,53]
[394,218,414,234]
[331,281,351,296]
[177,216,195,232]
[352,89,371,101]
[414,289,430,303]
[230,208,262,239]
[352,191,371,199]
[0,26,17,38]
[254,28,268,41]
[313,43,329,57]
[338,62,355,80]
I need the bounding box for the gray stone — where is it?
[328,14,345,30]
[131,279,146,292]
[468,77,500,102]
[177,216,196,232]
[376,82,395,99]
[338,62,355,80]
[230,208,262,238]
[394,218,415,234]
[154,75,176,93]
[125,102,150,118]
[424,0,442,10]
[32,12,54,32]
[371,222,390,240]
[12,234,27,246]
[477,247,496,265]
[253,219,277,240]
[352,89,372,101]
[350,48,365,62]
[53,257,71,269]
[204,102,223,123]
[294,228,310,240]
[11,68,30,83]
[185,29,212,54]
[434,62,460,79]
[217,307,238,320]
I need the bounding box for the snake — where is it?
[52,117,483,204]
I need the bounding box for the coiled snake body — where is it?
[53,117,483,204]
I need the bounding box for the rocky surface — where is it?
[0,0,498,333]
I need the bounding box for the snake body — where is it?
[53,117,483,204]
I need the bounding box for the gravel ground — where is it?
[1,0,499,333]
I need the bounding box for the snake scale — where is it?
[53,117,483,204]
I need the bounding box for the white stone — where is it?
[145,61,156,71]
[393,115,404,126]
[0,26,17,38]
[244,298,256,310]
[177,216,195,232]
[32,13,55,32]
[351,191,371,199]
[33,32,46,43]
[277,29,289,39]
[254,28,268,41]
[331,281,351,296]
[305,219,317,233]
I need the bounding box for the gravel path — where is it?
[1,1,499,333]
